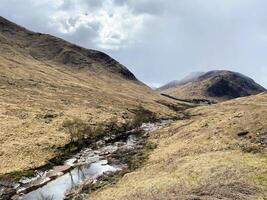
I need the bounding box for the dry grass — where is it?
[90,93,267,200]
[0,23,189,175]
[0,53,185,175]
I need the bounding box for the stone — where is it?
[64,158,78,166]
[45,170,64,179]
[17,177,51,194]
[96,140,105,147]
[53,165,71,173]
[0,186,16,200]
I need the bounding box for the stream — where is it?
[8,120,171,200]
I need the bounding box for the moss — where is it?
[255,172,267,188]
[145,141,158,150]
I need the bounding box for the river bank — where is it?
[0,120,172,200]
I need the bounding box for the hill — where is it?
[157,72,205,91]
[91,92,267,200]
[0,16,186,175]
[158,70,266,102]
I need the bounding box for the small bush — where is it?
[145,141,158,150]
[255,172,267,188]
[93,117,121,137]
[239,144,262,154]
[107,117,119,130]
[94,125,105,137]
[131,106,157,128]
[62,118,93,143]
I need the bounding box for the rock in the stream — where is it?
[17,177,51,194]
[11,194,20,200]
[0,186,16,200]
[0,180,15,188]
[64,158,78,166]
[45,170,64,179]
[77,158,86,164]
[103,136,111,141]
[107,158,118,165]
[114,142,125,147]
[53,165,71,173]
[93,150,101,154]
[96,140,105,147]
[99,151,110,156]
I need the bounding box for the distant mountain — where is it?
[159,70,266,102]
[157,72,205,91]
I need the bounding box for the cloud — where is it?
[113,0,167,15]
[0,0,267,87]
[144,81,163,89]
[49,0,149,50]
[0,0,149,50]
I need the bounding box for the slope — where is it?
[0,16,186,175]
[91,93,267,200]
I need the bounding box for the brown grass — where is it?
[0,24,190,175]
[89,93,267,200]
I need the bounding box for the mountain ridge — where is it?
[158,70,266,102]
[0,16,184,175]
[157,72,205,91]
[0,16,137,81]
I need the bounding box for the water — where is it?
[21,158,119,200]
[18,121,171,200]
[19,135,136,200]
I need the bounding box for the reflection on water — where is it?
[21,159,119,200]
[19,121,171,200]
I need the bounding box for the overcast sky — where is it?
[1,0,267,88]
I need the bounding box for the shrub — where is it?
[62,118,93,143]
[131,106,157,128]
[239,143,262,154]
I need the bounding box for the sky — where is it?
[0,0,267,88]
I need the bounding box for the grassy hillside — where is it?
[90,93,267,200]
[0,17,188,175]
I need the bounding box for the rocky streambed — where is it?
[1,120,171,200]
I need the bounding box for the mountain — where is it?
[91,92,267,200]
[0,16,185,175]
[158,70,266,102]
[157,72,205,91]
[1,16,267,200]
[0,16,136,80]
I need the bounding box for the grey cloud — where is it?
[67,17,79,27]
[0,0,267,88]
[113,0,166,15]
[84,0,104,9]
[110,33,122,40]
[63,23,98,47]
[59,0,103,11]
